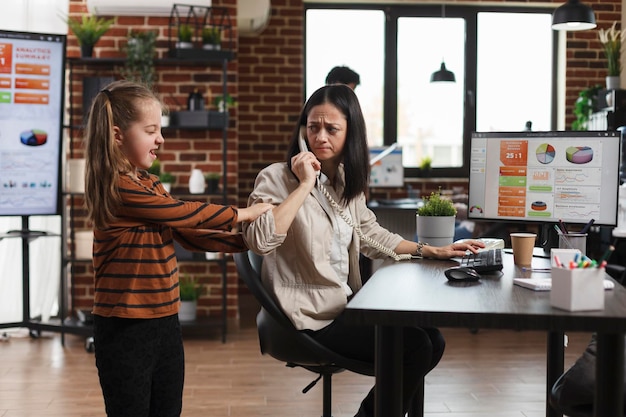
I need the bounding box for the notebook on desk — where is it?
[513,277,615,291]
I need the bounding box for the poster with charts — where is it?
[0,30,66,216]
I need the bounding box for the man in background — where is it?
[325,66,360,90]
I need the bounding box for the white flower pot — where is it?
[415,215,456,247]
[179,300,197,322]
[606,75,620,90]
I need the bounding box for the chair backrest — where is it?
[233,250,374,375]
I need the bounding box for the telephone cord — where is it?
[318,183,412,261]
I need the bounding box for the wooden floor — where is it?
[0,301,593,417]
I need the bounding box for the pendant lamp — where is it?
[551,0,596,31]
[430,61,456,82]
[430,5,456,83]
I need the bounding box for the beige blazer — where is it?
[243,162,404,331]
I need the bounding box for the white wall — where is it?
[0,0,69,34]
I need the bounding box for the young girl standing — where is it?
[83,80,272,417]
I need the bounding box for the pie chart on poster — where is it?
[20,129,47,146]
[536,143,556,164]
[566,146,594,164]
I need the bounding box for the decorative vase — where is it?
[415,215,456,247]
[189,169,205,194]
[606,75,620,90]
[179,300,197,321]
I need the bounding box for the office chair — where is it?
[234,250,424,417]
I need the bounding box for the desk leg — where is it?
[595,333,624,417]
[546,331,564,417]
[375,325,403,417]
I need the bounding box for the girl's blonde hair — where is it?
[84,80,163,229]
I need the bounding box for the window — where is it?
[305,4,558,178]
[305,9,385,147]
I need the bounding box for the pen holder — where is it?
[558,233,587,255]
[550,267,604,311]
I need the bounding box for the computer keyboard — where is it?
[459,248,503,273]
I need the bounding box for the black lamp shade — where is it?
[430,62,456,83]
[552,0,596,31]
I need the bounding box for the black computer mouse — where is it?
[445,266,480,282]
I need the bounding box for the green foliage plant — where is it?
[148,160,174,183]
[122,30,157,88]
[419,156,432,171]
[178,24,194,43]
[179,274,203,301]
[202,26,221,45]
[64,14,114,47]
[417,189,457,217]
[572,84,602,131]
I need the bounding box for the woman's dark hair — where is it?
[287,84,370,204]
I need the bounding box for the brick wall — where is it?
[66,0,240,321]
[66,0,621,323]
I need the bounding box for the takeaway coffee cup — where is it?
[510,232,537,267]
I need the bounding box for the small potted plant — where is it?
[213,93,237,113]
[122,30,157,88]
[179,274,204,321]
[416,189,457,246]
[64,14,114,57]
[202,26,221,50]
[419,156,432,177]
[148,160,174,192]
[177,23,194,49]
[205,172,221,194]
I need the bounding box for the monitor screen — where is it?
[0,29,66,216]
[468,130,621,227]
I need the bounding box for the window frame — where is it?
[305,3,560,179]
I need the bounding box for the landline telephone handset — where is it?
[298,136,412,261]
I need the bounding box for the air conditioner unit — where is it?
[86,0,211,17]
[237,0,270,36]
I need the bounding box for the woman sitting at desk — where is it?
[242,84,483,417]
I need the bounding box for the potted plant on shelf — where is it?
[213,93,237,112]
[202,26,221,50]
[599,22,625,90]
[205,172,221,194]
[416,189,457,246]
[179,274,203,321]
[148,160,174,192]
[419,156,432,177]
[121,30,157,88]
[64,14,114,58]
[177,23,194,49]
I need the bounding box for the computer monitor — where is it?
[0,29,66,216]
[468,130,621,227]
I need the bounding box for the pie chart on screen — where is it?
[20,129,47,146]
[566,146,593,164]
[536,143,555,164]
